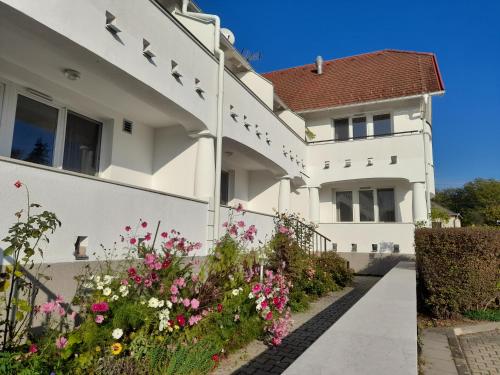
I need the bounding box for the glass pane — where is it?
[336,191,353,222]
[220,171,229,205]
[353,117,367,139]
[377,188,396,222]
[334,118,349,141]
[63,112,101,175]
[11,95,58,166]
[373,114,391,137]
[359,190,374,221]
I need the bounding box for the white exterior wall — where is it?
[236,71,274,110]
[247,170,280,215]
[277,110,306,138]
[0,159,210,263]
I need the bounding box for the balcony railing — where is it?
[307,129,421,145]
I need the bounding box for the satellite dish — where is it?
[221,28,235,45]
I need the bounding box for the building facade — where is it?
[0,0,444,279]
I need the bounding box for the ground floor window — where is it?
[220,170,229,205]
[11,95,58,166]
[377,188,396,222]
[359,189,375,221]
[9,92,102,175]
[336,191,353,222]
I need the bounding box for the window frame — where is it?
[332,117,350,142]
[335,190,354,222]
[352,116,367,140]
[3,81,104,176]
[372,113,393,138]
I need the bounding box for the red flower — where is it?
[141,221,148,228]
[265,311,273,321]
[217,303,223,313]
[212,354,220,362]
[161,259,171,269]
[28,343,38,354]
[91,302,109,313]
[176,314,186,327]
[144,232,152,241]
[130,238,137,245]
[161,232,168,238]
[14,180,22,189]
[125,226,131,232]
[127,267,137,277]
[133,275,142,284]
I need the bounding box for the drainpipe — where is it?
[421,94,431,225]
[181,0,225,241]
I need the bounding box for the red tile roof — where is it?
[263,50,445,113]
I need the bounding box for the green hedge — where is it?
[415,227,500,319]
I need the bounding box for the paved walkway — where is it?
[421,328,459,375]
[459,330,500,374]
[230,276,380,375]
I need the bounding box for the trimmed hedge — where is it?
[415,227,500,318]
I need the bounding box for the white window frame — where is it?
[0,76,104,176]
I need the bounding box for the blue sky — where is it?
[196,0,500,189]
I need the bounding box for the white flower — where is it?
[111,295,119,301]
[158,300,165,308]
[82,282,94,289]
[166,301,173,309]
[95,276,101,283]
[96,282,104,290]
[232,289,240,296]
[140,300,146,305]
[158,308,171,332]
[119,285,129,297]
[112,328,123,339]
[88,275,95,281]
[248,292,255,299]
[103,287,112,296]
[148,297,160,308]
[103,275,113,285]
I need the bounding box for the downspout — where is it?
[421,94,431,225]
[181,0,224,241]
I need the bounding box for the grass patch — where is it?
[463,309,500,322]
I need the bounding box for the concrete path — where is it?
[230,276,380,375]
[421,328,459,375]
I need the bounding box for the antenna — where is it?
[240,48,263,63]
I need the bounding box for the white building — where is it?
[0,0,444,281]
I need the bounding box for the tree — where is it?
[434,178,500,226]
[25,138,51,166]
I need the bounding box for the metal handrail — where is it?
[290,218,332,254]
[307,129,421,145]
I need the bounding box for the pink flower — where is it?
[41,301,56,314]
[278,225,289,234]
[141,221,148,228]
[191,274,199,283]
[14,180,22,189]
[28,344,38,354]
[188,315,202,326]
[144,278,153,288]
[190,298,200,310]
[237,220,245,228]
[57,306,66,317]
[55,336,68,350]
[236,203,243,213]
[252,284,262,294]
[170,285,179,295]
[95,315,104,324]
[130,238,137,245]
[171,295,178,303]
[121,279,129,286]
[261,300,268,309]
[125,226,131,232]
[174,278,185,288]
[183,298,191,307]
[144,232,152,241]
[265,311,273,321]
[229,225,238,236]
[91,302,109,313]
[133,275,142,284]
[161,232,168,238]
[165,240,174,249]
[222,221,228,228]
[127,267,137,277]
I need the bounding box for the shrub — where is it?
[314,252,354,287]
[415,227,500,319]
[463,309,500,322]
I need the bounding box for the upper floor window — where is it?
[377,188,396,222]
[352,117,367,139]
[336,191,353,222]
[373,114,392,137]
[11,95,58,166]
[334,118,349,141]
[10,94,102,175]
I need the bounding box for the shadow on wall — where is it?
[337,252,415,276]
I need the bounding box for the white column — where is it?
[412,182,427,223]
[309,186,320,223]
[278,176,291,213]
[193,133,215,201]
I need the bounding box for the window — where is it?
[352,117,367,139]
[359,190,375,221]
[63,112,102,175]
[220,170,229,205]
[377,188,396,222]
[373,114,391,137]
[334,118,349,141]
[336,191,353,222]
[11,95,58,166]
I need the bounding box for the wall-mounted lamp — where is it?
[390,155,398,164]
[345,159,351,168]
[367,157,374,166]
[63,69,81,81]
[324,161,330,169]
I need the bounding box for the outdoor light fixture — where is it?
[63,69,81,81]
[367,157,374,166]
[372,243,378,252]
[324,161,330,169]
[345,159,351,167]
[393,244,400,253]
[391,155,398,164]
